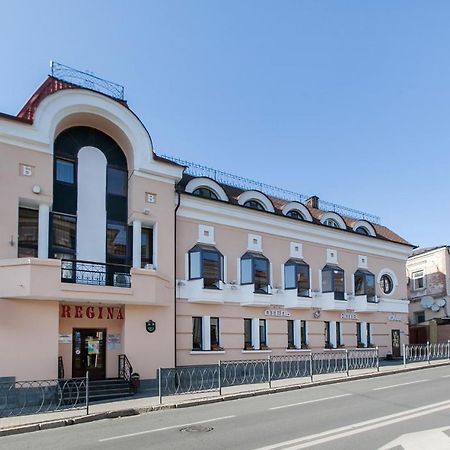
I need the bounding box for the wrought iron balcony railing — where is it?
[61,259,131,288]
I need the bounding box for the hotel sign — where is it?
[341,313,358,320]
[264,309,291,317]
[60,304,124,320]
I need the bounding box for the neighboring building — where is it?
[407,246,450,343]
[0,64,414,389]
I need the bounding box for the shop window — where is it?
[354,269,376,302]
[189,245,224,289]
[241,252,270,294]
[301,320,308,347]
[356,322,362,347]
[412,270,425,291]
[141,227,153,268]
[210,317,220,350]
[18,207,39,257]
[336,322,342,347]
[367,323,372,346]
[259,319,268,348]
[244,318,253,350]
[55,159,74,184]
[324,321,331,347]
[192,317,202,351]
[287,320,295,348]
[284,259,310,297]
[322,265,345,300]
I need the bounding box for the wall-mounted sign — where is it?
[264,309,291,317]
[19,164,34,177]
[388,314,402,322]
[107,334,121,350]
[58,334,72,344]
[313,310,321,319]
[60,305,124,320]
[341,313,358,320]
[146,320,156,333]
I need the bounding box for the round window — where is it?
[380,274,394,294]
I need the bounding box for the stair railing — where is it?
[118,354,133,382]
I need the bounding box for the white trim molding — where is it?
[185,177,229,202]
[377,268,399,296]
[282,202,313,222]
[237,190,275,213]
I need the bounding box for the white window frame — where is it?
[412,270,425,291]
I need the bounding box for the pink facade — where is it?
[0,70,413,385]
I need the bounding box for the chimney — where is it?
[306,196,319,209]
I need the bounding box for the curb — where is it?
[1,361,448,437]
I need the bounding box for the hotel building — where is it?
[0,64,413,390]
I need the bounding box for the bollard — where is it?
[85,370,89,416]
[403,344,406,368]
[427,341,431,365]
[268,356,272,389]
[218,360,222,396]
[345,349,349,377]
[376,346,380,372]
[158,368,162,405]
[309,352,313,382]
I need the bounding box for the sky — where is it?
[1,1,449,248]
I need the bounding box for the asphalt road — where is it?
[1,365,450,450]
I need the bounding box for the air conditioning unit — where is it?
[114,273,131,287]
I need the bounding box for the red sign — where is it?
[60,304,124,320]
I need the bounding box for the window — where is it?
[192,317,202,350]
[380,274,394,295]
[336,322,342,347]
[241,252,270,294]
[356,322,362,346]
[141,227,153,268]
[259,319,267,347]
[244,318,252,349]
[189,245,224,289]
[244,200,265,211]
[324,321,331,347]
[18,207,39,257]
[210,317,220,349]
[414,311,425,324]
[284,260,310,297]
[287,320,295,348]
[322,265,345,300]
[106,222,128,261]
[107,167,127,197]
[192,187,218,200]
[301,320,308,347]
[355,226,369,235]
[366,323,372,346]
[51,213,76,259]
[55,159,74,184]
[324,218,339,228]
[412,270,425,291]
[354,269,376,302]
[286,210,304,220]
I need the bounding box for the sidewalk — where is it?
[1,359,448,436]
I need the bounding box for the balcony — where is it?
[277,288,313,309]
[348,295,380,312]
[312,291,349,311]
[0,258,172,306]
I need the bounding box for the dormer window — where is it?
[244,200,265,211]
[192,187,219,200]
[241,252,270,294]
[189,245,224,289]
[286,210,305,220]
[324,218,339,228]
[322,265,345,300]
[284,259,310,297]
[355,226,369,235]
[354,269,376,302]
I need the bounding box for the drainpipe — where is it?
[174,190,181,368]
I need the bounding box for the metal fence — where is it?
[403,341,450,367]
[158,348,379,403]
[0,375,89,417]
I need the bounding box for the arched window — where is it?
[354,269,376,302]
[355,226,369,235]
[244,200,265,211]
[286,210,305,220]
[380,274,394,295]
[189,245,224,289]
[284,259,310,297]
[241,252,270,294]
[192,187,219,200]
[322,265,345,300]
[324,218,339,228]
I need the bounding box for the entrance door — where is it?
[72,329,106,379]
[391,329,401,357]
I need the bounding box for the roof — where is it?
[178,174,413,247]
[410,246,448,258]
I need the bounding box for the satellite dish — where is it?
[431,303,440,312]
[436,298,446,307]
[420,296,434,309]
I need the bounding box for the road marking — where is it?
[253,399,450,450]
[98,415,236,442]
[378,426,450,450]
[270,393,352,410]
[442,374,450,378]
[372,379,428,391]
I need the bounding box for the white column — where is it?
[38,204,49,259]
[132,220,142,268]
[252,318,260,350]
[202,316,211,351]
[330,321,337,347]
[294,319,302,348]
[361,321,368,346]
